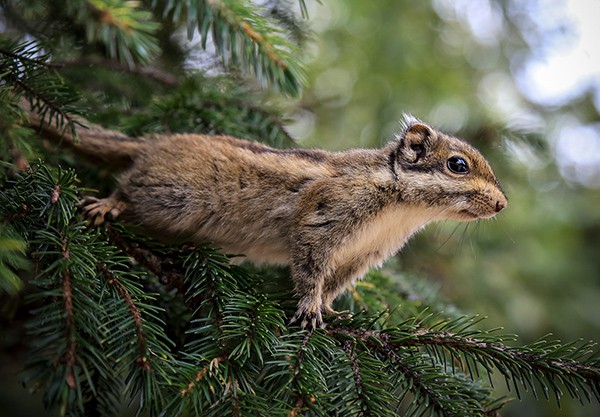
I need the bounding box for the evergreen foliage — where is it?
[1,1,599,416]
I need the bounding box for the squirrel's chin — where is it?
[457,210,480,221]
[455,209,496,221]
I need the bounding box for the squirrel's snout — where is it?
[494,192,508,213]
[495,200,506,213]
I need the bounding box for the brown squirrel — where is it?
[25,109,507,330]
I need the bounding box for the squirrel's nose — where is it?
[495,200,506,213]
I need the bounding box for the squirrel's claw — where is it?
[80,196,126,226]
[290,308,324,331]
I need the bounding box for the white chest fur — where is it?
[331,204,441,278]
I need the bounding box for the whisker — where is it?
[466,222,477,257]
[502,222,516,244]
[435,221,463,251]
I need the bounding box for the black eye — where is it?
[447,156,470,174]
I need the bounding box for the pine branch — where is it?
[1,163,175,415]
[160,0,307,95]
[104,225,187,292]
[329,319,600,410]
[0,39,83,138]
[268,331,336,416]
[284,333,313,417]
[69,0,160,66]
[179,356,225,398]
[385,347,493,417]
[0,88,31,170]
[221,293,286,365]
[60,235,78,391]
[59,57,180,86]
[342,340,375,417]
[97,263,151,371]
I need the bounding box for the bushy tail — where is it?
[24,104,144,170]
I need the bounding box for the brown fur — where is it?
[26,112,507,330]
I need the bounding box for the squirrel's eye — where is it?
[447,156,470,174]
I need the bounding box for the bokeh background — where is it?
[291,0,600,416]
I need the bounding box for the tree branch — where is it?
[61,236,77,390]
[59,57,180,87]
[330,325,600,405]
[97,263,151,371]
[285,332,314,416]
[342,339,373,417]
[180,356,224,398]
[105,227,187,292]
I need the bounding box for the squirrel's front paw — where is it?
[290,299,325,331]
[290,309,324,331]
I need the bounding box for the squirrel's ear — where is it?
[397,122,436,163]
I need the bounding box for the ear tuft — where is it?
[399,113,421,132]
[396,116,436,164]
[398,114,434,142]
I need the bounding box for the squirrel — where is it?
[24,108,507,330]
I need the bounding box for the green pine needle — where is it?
[160,0,307,95]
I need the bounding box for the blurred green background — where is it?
[291,0,600,416]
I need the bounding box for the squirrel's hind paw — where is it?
[322,306,352,320]
[81,196,126,226]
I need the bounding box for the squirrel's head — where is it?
[391,116,507,221]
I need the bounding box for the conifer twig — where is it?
[180,356,224,398]
[61,237,77,390]
[330,325,600,404]
[105,227,186,292]
[1,41,82,136]
[98,263,151,371]
[342,339,373,417]
[162,0,306,95]
[59,57,180,86]
[78,0,160,66]
[285,332,313,416]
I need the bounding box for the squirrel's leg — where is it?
[321,260,365,316]
[289,267,326,330]
[290,180,363,329]
[321,284,349,316]
[288,243,330,330]
[81,194,127,226]
[290,251,363,326]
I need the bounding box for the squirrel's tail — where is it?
[24,103,144,170]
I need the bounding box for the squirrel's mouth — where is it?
[459,207,501,220]
[458,209,481,220]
